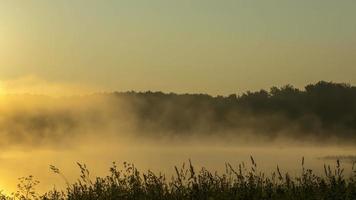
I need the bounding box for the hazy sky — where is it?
[0,0,355,95]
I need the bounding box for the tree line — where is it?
[112,81,356,140]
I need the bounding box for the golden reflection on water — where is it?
[0,141,355,194]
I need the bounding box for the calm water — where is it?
[0,136,355,194]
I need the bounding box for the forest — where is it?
[108,81,356,141]
[1,81,355,146]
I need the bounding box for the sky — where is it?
[0,0,356,95]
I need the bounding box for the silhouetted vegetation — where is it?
[1,159,355,200]
[1,81,356,146]
[111,81,356,141]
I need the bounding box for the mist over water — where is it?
[0,91,355,194]
[1,138,355,194]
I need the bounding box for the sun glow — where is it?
[0,82,5,95]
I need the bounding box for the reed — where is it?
[1,158,355,200]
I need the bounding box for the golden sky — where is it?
[0,0,356,95]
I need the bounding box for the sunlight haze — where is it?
[1,1,356,198]
[0,0,355,95]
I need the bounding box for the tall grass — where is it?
[1,158,356,200]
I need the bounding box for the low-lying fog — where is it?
[1,140,355,194]
[0,94,355,194]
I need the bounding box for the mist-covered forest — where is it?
[1,81,355,146]
[115,81,356,139]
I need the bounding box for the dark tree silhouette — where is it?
[110,81,356,140]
